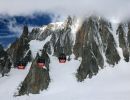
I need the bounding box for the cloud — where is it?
[0,0,130,21]
[0,34,16,39]
[7,21,23,37]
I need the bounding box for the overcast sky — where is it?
[0,0,130,21]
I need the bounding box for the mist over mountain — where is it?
[0,12,53,47]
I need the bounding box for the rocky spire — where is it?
[74,16,120,81]
[99,19,120,65]
[18,49,50,95]
[7,25,31,67]
[0,44,12,76]
[117,24,129,62]
[128,23,130,53]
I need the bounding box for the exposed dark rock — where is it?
[38,27,52,41]
[7,26,31,67]
[75,17,120,81]
[0,44,12,76]
[128,24,130,42]
[99,19,120,65]
[117,24,129,62]
[51,17,73,57]
[1,58,12,76]
[0,44,6,57]
[18,49,50,95]
[74,17,104,81]
[29,25,52,41]
[76,42,100,81]
[1,26,30,76]
[41,49,50,71]
[73,25,84,59]
[29,28,40,40]
[30,17,74,58]
[43,42,52,55]
[105,34,121,64]
[128,23,130,54]
[53,27,73,57]
[24,50,32,63]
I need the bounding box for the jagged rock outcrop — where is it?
[117,24,129,62]
[105,33,120,64]
[7,26,31,67]
[29,17,74,57]
[127,23,130,59]
[52,17,73,57]
[128,23,130,48]
[74,17,120,81]
[74,17,104,81]
[18,49,50,95]
[0,44,12,76]
[99,19,120,65]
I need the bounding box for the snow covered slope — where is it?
[0,63,31,100]
[0,16,130,100]
[0,57,130,100]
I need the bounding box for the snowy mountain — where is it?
[0,16,130,100]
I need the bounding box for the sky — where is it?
[0,0,130,21]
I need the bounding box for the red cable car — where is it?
[59,53,66,63]
[18,64,25,69]
[37,58,46,69]
[17,61,26,69]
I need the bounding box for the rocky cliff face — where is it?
[0,26,32,77]
[74,17,120,81]
[18,49,50,95]
[0,44,12,76]
[7,26,31,67]
[116,23,130,62]
[29,16,74,57]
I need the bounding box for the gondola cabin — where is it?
[17,61,26,69]
[59,53,66,63]
[37,58,45,68]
